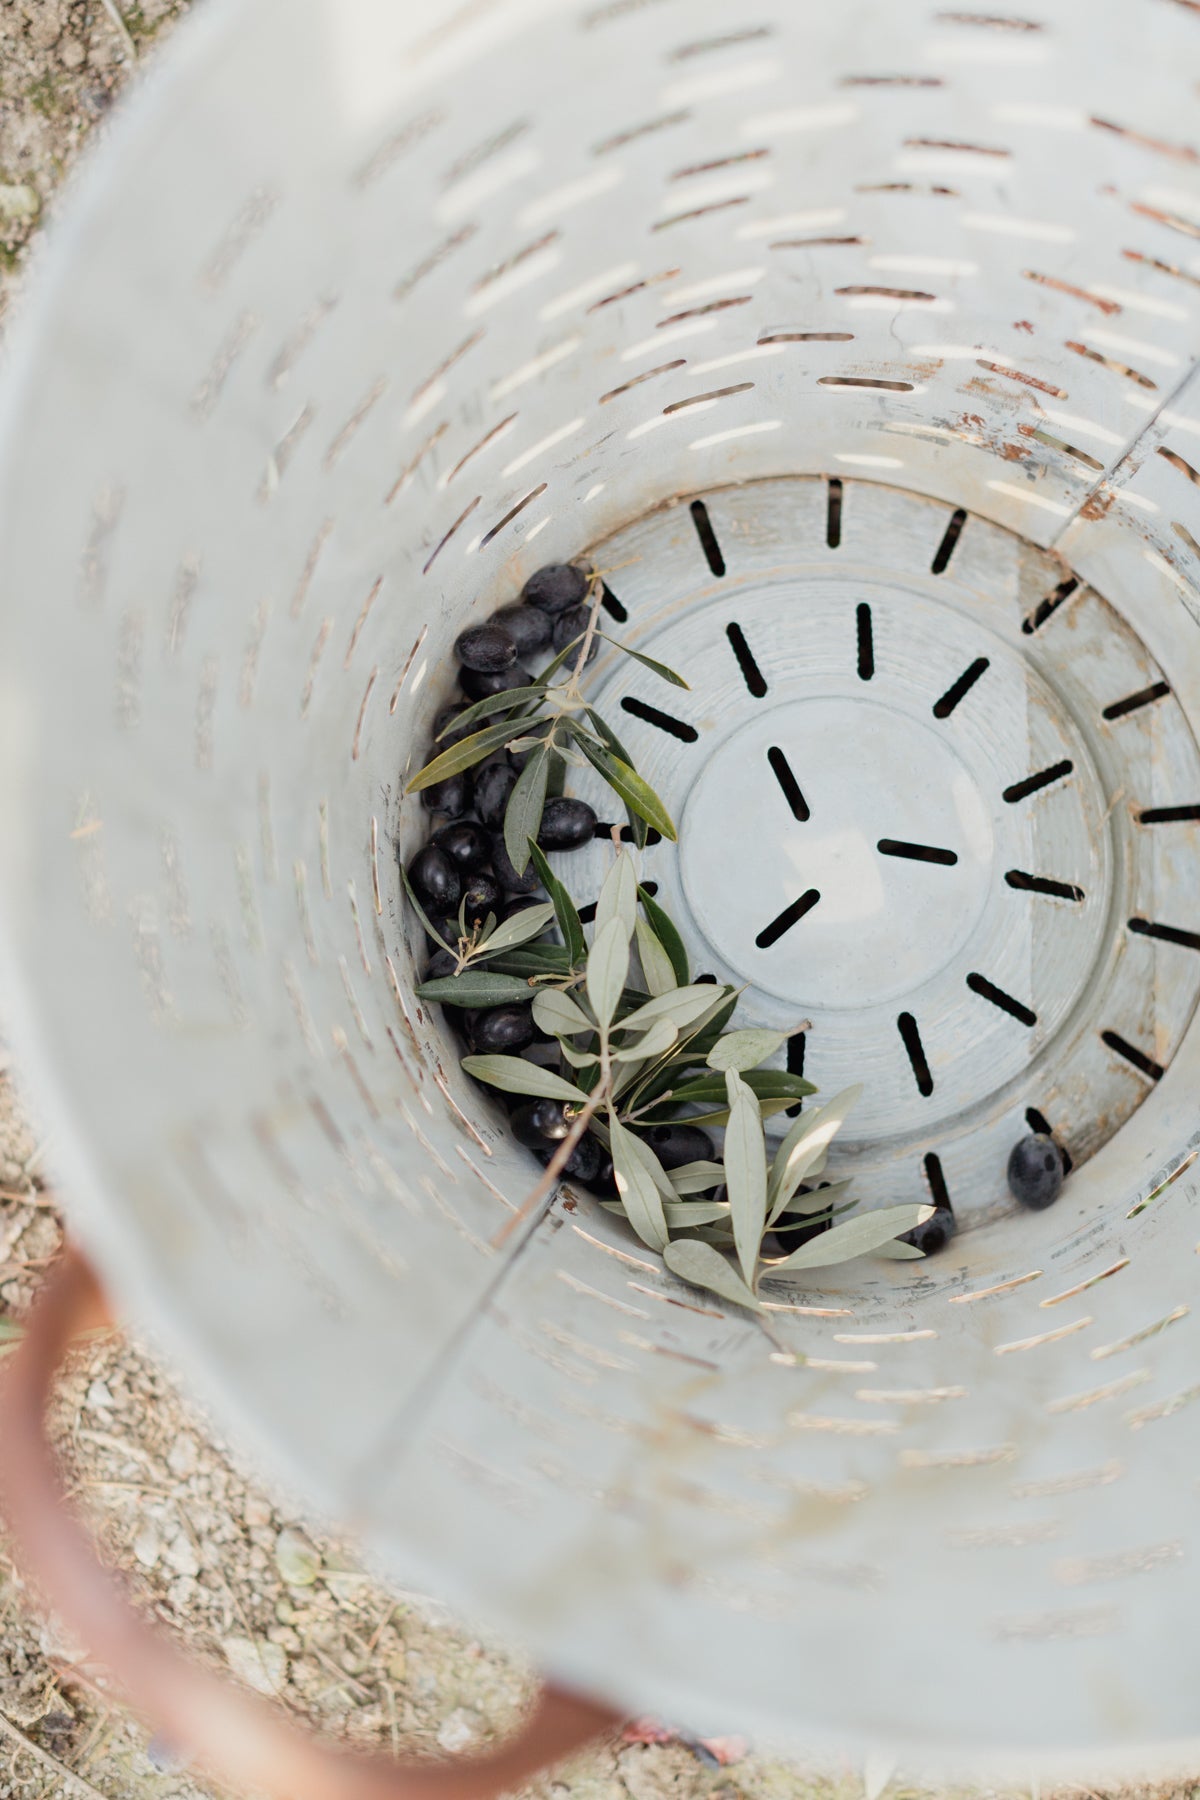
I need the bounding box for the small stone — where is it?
[437,1707,485,1753]
[274,1526,321,1587]
[222,1635,288,1697]
[85,1378,114,1412]
[167,1432,199,1478]
[0,184,40,224]
[242,1494,273,1527]
[132,1522,161,1569]
[145,1733,186,1774]
[387,1646,408,1680]
[163,1531,200,1578]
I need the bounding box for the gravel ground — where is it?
[0,7,1195,1800]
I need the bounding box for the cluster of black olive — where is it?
[406,562,623,1194]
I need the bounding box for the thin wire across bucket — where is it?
[0,0,1199,1774]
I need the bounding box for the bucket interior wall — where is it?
[2,0,1200,1767]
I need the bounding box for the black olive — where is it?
[535,1132,602,1183]
[475,762,518,830]
[537,797,598,851]
[461,872,502,926]
[551,604,599,670]
[408,845,461,913]
[644,1123,715,1171]
[522,563,590,614]
[468,1006,536,1054]
[420,770,473,816]
[491,833,542,895]
[432,819,492,873]
[459,663,533,702]
[502,893,545,920]
[901,1207,957,1254]
[424,947,457,981]
[512,1100,570,1146]
[495,604,553,658]
[1006,1134,1065,1211]
[581,1150,618,1197]
[456,620,518,673]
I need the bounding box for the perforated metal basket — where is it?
[2,0,1200,1775]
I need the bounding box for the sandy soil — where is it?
[0,7,1195,1800]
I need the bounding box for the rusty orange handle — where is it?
[0,1245,620,1800]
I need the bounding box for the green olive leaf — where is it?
[722,1069,767,1286]
[594,851,638,942]
[618,985,730,1036]
[872,1239,927,1260]
[438,684,546,736]
[587,917,631,1031]
[405,717,526,793]
[574,737,678,842]
[415,972,533,1007]
[581,708,650,848]
[635,918,677,998]
[706,1027,789,1073]
[762,1204,934,1273]
[532,988,594,1038]
[460,1056,588,1102]
[400,865,456,952]
[667,1160,727,1195]
[596,633,690,689]
[477,902,556,956]
[637,886,689,985]
[768,1084,862,1222]
[609,1116,669,1252]
[663,1239,764,1314]
[612,1017,677,1063]
[526,841,586,967]
[503,742,551,875]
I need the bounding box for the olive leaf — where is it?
[635,918,677,998]
[532,988,593,1038]
[768,1084,863,1222]
[872,1240,927,1260]
[487,944,573,976]
[405,717,525,793]
[618,985,729,1036]
[400,866,456,953]
[437,683,546,737]
[762,1204,934,1272]
[638,886,689,985]
[779,1176,852,1214]
[663,1239,764,1314]
[707,1028,790,1073]
[574,736,677,841]
[416,972,533,1007]
[609,1117,669,1251]
[612,1017,678,1063]
[602,1198,732,1228]
[596,633,689,689]
[460,1056,589,1102]
[582,708,650,849]
[594,851,639,941]
[527,841,586,966]
[723,1069,767,1286]
[477,902,556,956]
[667,1160,727,1194]
[504,741,551,875]
[662,1070,813,1108]
[587,917,631,1031]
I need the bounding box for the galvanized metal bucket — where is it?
[2,0,1200,1783]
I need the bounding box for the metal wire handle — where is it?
[0,1245,620,1800]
